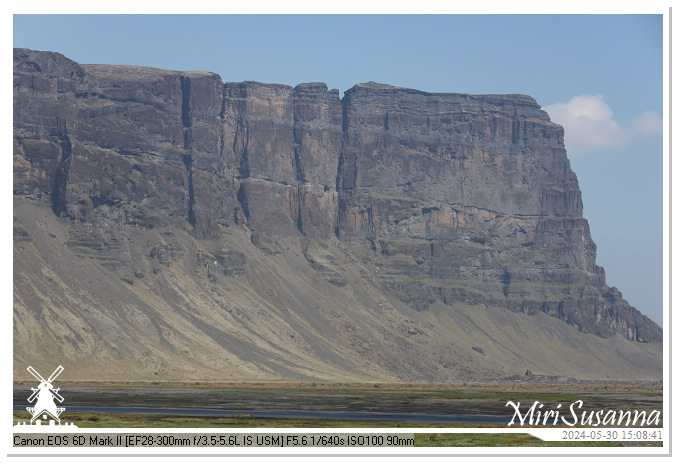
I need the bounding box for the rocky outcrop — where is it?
[334,82,657,343]
[13,49,661,381]
[221,81,343,238]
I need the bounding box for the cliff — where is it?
[13,49,661,382]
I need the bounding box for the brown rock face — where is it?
[13,49,661,382]
[221,81,343,237]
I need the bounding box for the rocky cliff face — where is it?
[13,49,661,382]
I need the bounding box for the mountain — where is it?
[13,48,662,382]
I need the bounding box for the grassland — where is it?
[11,411,646,447]
[12,382,662,447]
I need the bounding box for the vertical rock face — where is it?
[338,82,582,224]
[221,81,342,237]
[334,82,657,343]
[13,47,661,381]
[13,48,227,237]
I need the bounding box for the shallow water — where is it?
[14,384,661,427]
[13,404,508,424]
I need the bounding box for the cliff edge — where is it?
[13,49,661,382]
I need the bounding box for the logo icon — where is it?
[26,365,65,425]
[14,365,78,429]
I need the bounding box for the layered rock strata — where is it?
[13,49,661,381]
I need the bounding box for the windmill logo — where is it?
[26,365,65,424]
[14,365,77,429]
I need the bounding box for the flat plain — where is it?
[13,382,662,426]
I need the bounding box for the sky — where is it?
[11,12,667,326]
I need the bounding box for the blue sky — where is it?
[12,13,666,326]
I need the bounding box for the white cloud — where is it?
[631,110,663,135]
[543,95,661,156]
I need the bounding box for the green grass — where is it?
[13,411,494,429]
[415,433,623,447]
[13,412,662,447]
[13,382,662,450]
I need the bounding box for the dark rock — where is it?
[13,48,662,382]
